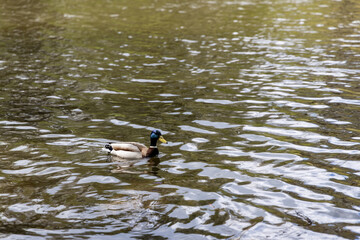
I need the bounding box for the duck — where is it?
[104,130,167,159]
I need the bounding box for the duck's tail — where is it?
[105,143,113,151]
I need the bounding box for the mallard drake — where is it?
[105,130,167,159]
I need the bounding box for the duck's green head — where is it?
[150,130,167,146]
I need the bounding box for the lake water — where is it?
[0,0,360,239]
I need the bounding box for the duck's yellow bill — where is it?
[159,136,167,144]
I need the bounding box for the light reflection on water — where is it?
[0,0,360,239]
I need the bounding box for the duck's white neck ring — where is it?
[149,146,158,148]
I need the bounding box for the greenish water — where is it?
[0,0,360,239]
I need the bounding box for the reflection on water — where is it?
[0,0,360,239]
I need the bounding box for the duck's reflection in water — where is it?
[107,155,161,175]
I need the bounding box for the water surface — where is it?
[0,0,360,239]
